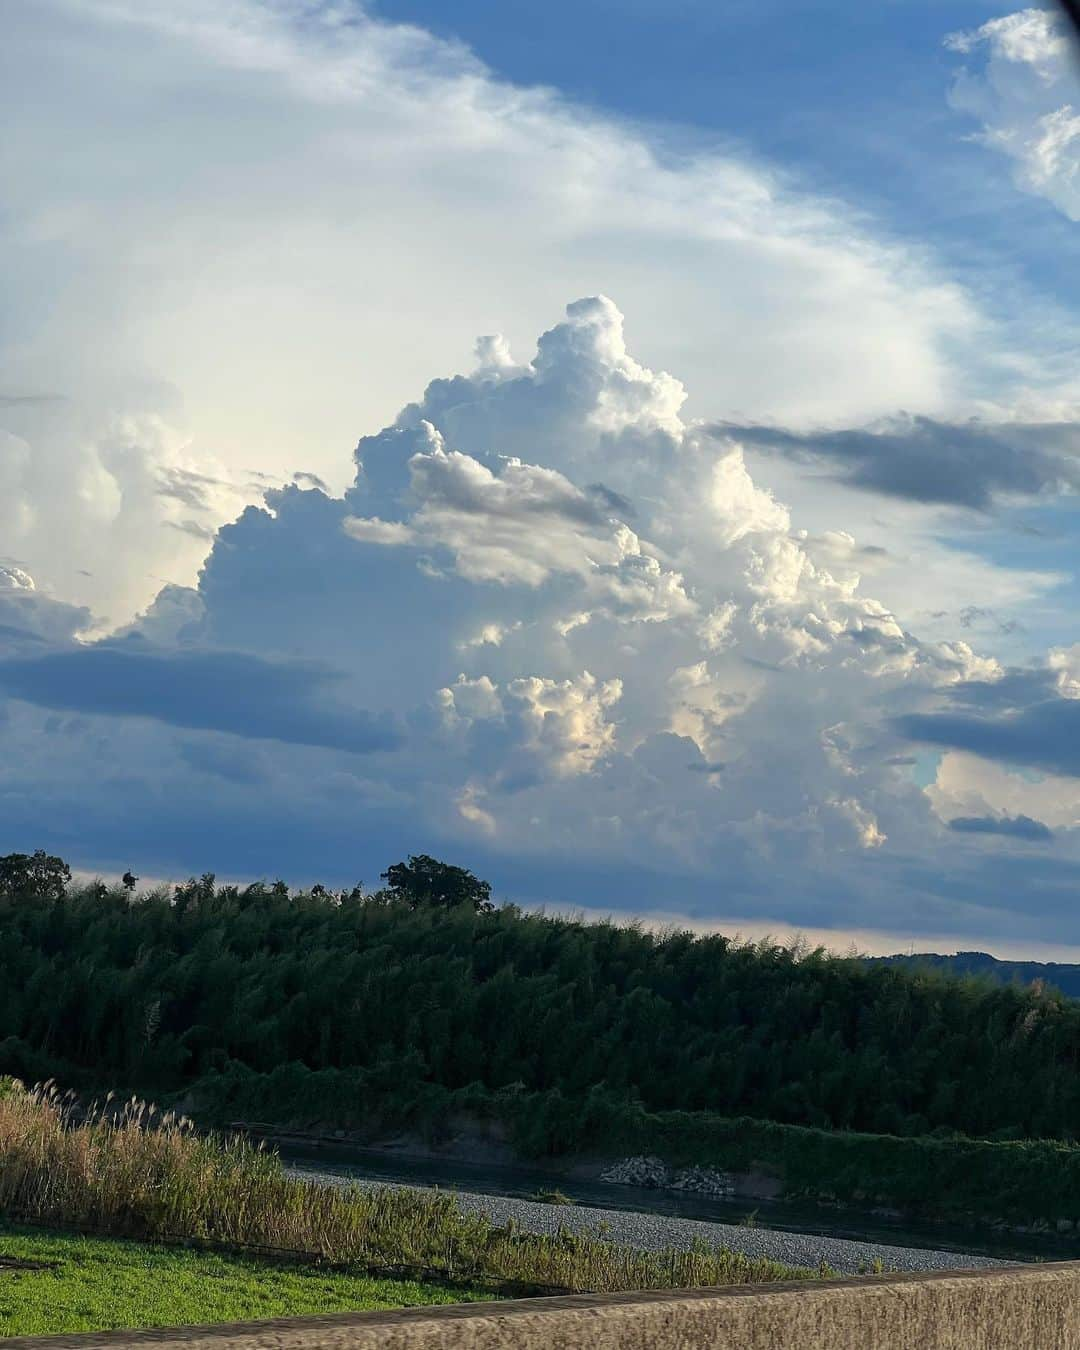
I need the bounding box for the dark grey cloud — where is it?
[410,454,610,527]
[178,737,269,785]
[896,668,1080,778]
[155,466,234,511]
[0,643,401,754]
[293,471,330,492]
[844,624,906,652]
[0,624,47,647]
[718,416,1080,509]
[165,519,218,540]
[948,814,1053,841]
[0,392,65,406]
[958,606,1021,636]
[0,586,90,650]
[586,482,636,518]
[945,668,1059,711]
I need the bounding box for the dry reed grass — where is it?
[0,1080,821,1293]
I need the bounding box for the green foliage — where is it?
[0,851,70,901]
[531,1189,576,1206]
[0,1039,80,1092]
[551,1097,1080,1224]
[193,1069,1080,1224]
[381,855,494,913]
[7,866,1080,1226]
[870,951,1080,1000]
[1,872,1080,1145]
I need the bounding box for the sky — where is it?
[6,0,1080,957]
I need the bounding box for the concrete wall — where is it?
[9,1263,1080,1349]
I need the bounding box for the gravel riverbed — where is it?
[286,1165,1011,1276]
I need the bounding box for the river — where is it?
[275,1140,1073,1269]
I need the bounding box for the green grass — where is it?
[0,1224,491,1338]
[531,1189,577,1206]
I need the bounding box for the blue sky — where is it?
[377,0,1080,298]
[5,0,1080,957]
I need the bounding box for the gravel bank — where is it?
[287,1164,1011,1277]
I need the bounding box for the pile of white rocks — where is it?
[600,1155,669,1188]
[600,1155,734,1198]
[668,1163,735,1197]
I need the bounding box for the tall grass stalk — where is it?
[0,1081,819,1293]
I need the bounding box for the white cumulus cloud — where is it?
[3,294,1065,944]
[1,0,996,627]
[947,8,1080,219]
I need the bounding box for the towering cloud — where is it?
[7,296,1069,943]
[3,0,989,629]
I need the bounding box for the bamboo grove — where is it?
[2,863,1079,1146]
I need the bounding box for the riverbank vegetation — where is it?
[195,1072,1080,1226]
[3,856,1080,1226]
[0,1081,815,1296]
[2,862,1078,1139]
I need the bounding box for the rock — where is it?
[599,1156,734,1198]
[1058,1219,1075,1234]
[599,1155,670,1188]
[668,1165,735,1198]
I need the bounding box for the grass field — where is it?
[0,1224,492,1338]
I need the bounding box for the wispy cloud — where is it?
[0,643,401,754]
[948,812,1053,841]
[721,415,1080,509]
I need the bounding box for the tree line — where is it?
[0,851,1077,1141]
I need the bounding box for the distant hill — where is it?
[868,950,1080,999]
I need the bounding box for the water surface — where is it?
[277,1141,1070,1265]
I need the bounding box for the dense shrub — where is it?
[2,876,1080,1141]
[194,1068,1080,1224]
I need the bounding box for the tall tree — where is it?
[381,855,494,913]
[0,850,71,900]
